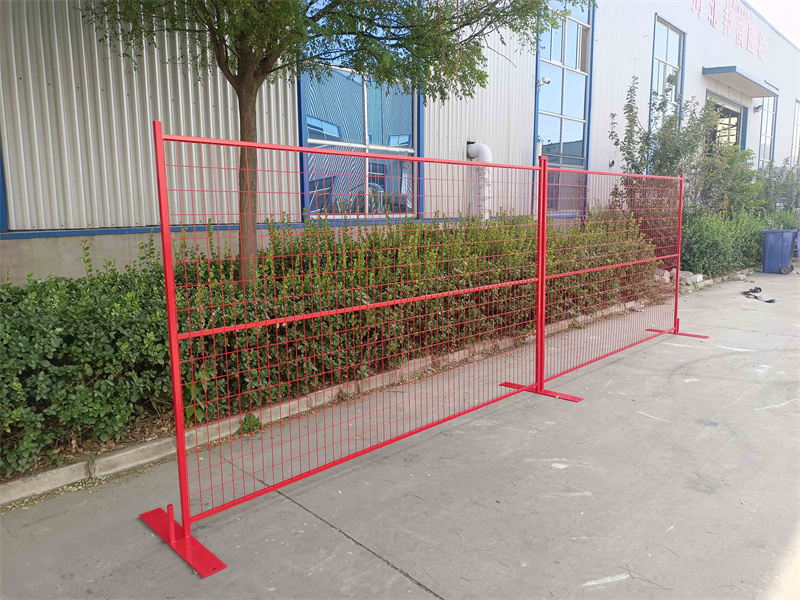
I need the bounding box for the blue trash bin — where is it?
[761,229,798,274]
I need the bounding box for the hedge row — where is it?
[681,209,797,276]
[1,212,662,476]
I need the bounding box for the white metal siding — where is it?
[425,31,537,166]
[589,0,800,173]
[0,0,298,231]
[423,30,537,215]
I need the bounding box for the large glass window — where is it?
[792,100,800,169]
[652,19,684,117]
[758,96,777,169]
[538,1,591,170]
[539,1,591,216]
[301,69,415,216]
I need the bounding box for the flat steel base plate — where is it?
[499,382,583,403]
[646,328,709,339]
[140,508,226,578]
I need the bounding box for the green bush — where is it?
[681,209,797,276]
[1,214,664,476]
[0,239,172,475]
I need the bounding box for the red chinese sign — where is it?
[692,0,766,60]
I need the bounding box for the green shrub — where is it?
[681,209,797,276]
[0,239,172,475]
[1,214,664,476]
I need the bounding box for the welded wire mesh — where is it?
[159,135,543,521]
[155,129,682,527]
[543,168,681,381]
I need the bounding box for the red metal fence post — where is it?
[139,122,227,577]
[535,156,549,394]
[500,156,582,402]
[666,172,708,339]
[674,172,685,333]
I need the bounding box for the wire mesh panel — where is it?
[145,124,693,576]
[156,127,543,527]
[542,168,682,381]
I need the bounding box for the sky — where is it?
[745,0,800,48]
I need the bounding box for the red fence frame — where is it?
[141,123,706,576]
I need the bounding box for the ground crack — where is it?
[272,487,445,600]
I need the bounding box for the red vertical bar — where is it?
[535,156,549,392]
[153,121,192,537]
[673,172,684,334]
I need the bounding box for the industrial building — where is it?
[0,0,798,281]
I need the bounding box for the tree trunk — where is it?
[238,86,259,294]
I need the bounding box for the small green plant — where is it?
[609,76,762,214]
[239,414,263,435]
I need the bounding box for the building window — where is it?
[652,18,684,118]
[307,116,342,142]
[308,176,336,214]
[388,134,412,147]
[708,93,743,148]
[538,1,591,170]
[300,69,415,215]
[792,100,800,169]
[758,96,777,169]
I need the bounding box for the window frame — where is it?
[791,100,800,170]
[758,96,777,170]
[651,17,685,120]
[301,66,418,219]
[539,4,591,168]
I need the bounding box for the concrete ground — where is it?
[2,271,799,600]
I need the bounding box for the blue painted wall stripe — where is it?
[585,1,597,170]
[0,129,8,233]
[416,88,425,218]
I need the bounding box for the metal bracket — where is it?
[646,318,708,339]
[499,382,583,403]
[140,505,226,578]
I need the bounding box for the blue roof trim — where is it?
[702,66,779,95]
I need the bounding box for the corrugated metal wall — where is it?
[423,30,537,215]
[0,0,298,231]
[425,30,537,165]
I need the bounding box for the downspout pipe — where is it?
[466,141,493,219]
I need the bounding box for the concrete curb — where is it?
[89,437,177,479]
[0,462,90,506]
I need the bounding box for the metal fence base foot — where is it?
[141,507,226,578]
[646,328,709,339]
[499,382,583,403]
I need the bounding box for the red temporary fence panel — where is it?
[141,124,705,576]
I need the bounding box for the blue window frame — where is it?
[538,1,591,169]
[758,96,777,169]
[652,18,684,116]
[298,68,416,218]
